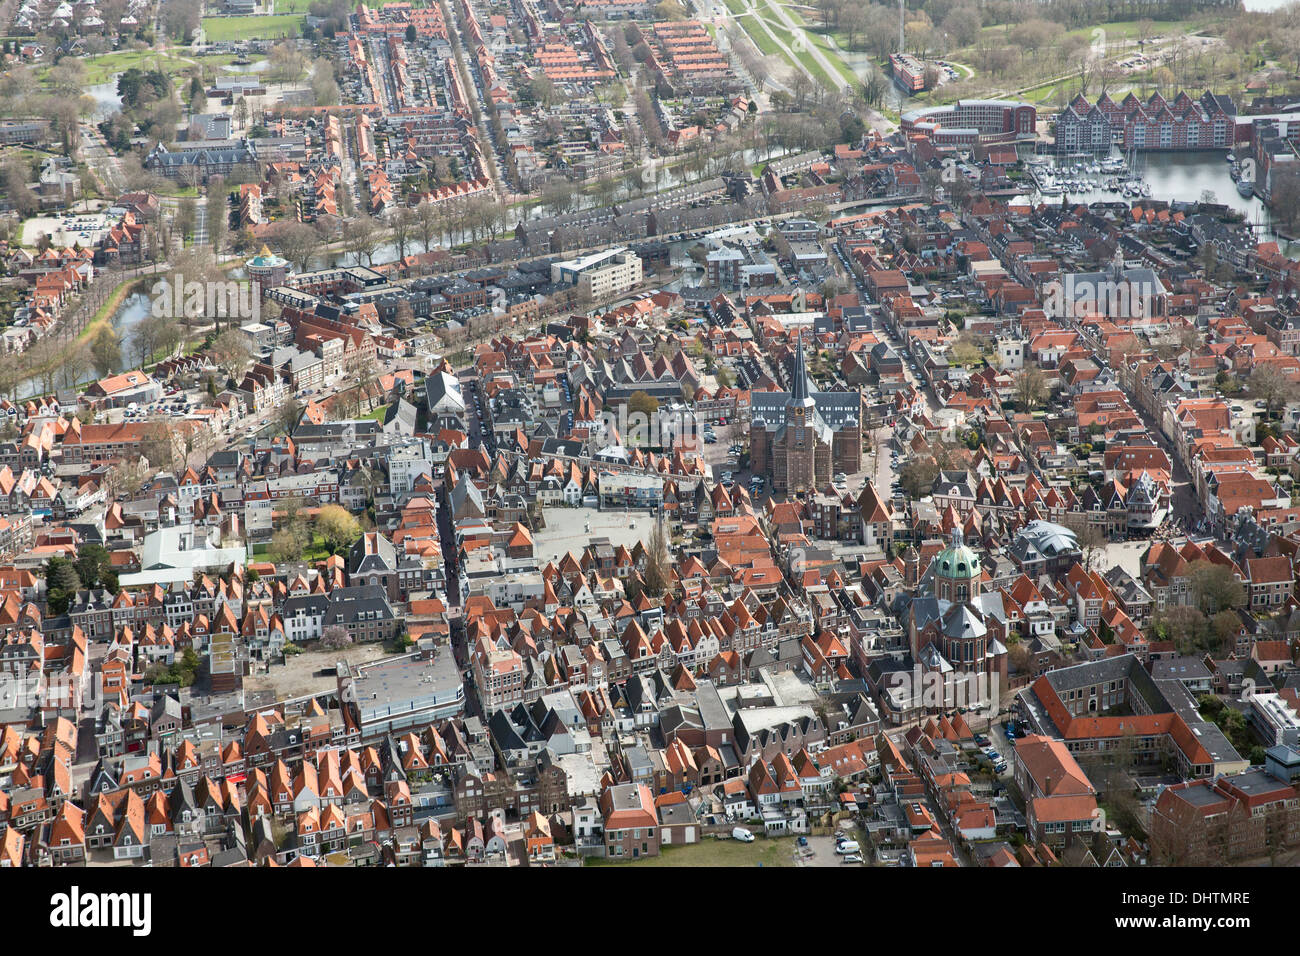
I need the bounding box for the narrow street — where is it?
[438,0,508,200]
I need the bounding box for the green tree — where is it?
[627,390,659,418]
[44,556,82,615]
[177,647,201,686]
[74,543,119,593]
[315,504,361,555]
[89,326,122,378]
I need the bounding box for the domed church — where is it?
[905,527,1009,710]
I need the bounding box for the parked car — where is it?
[835,840,860,855]
[841,853,864,864]
[732,827,755,843]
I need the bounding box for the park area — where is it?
[52,49,215,85]
[724,0,855,92]
[586,836,795,867]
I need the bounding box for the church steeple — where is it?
[790,337,813,406]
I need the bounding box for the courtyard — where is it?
[243,642,391,702]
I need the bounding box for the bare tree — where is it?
[1249,364,1298,420]
[342,215,382,267]
[1013,363,1049,411]
[389,206,416,264]
[268,220,319,273]
[642,513,674,597]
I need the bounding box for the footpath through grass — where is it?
[733,0,855,91]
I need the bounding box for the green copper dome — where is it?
[935,528,979,581]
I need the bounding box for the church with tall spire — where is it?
[748,338,864,493]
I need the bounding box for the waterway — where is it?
[1032,150,1296,251]
[223,59,269,74]
[85,80,123,123]
[16,292,152,401]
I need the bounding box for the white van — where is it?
[732,827,755,843]
[835,839,860,855]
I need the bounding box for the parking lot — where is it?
[793,828,867,868]
[699,420,755,488]
[974,719,1022,782]
[113,387,201,425]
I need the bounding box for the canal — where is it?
[16,291,153,401]
[1035,150,1297,251]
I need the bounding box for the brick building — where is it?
[1151,768,1300,865]
[749,340,862,493]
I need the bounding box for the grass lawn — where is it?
[1059,18,1211,44]
[735,12,782,58]
[61,50,255,87]
[200,14,306,42]
[78,275,149,343]
[253,532,334,563]
[724,0,791,63]
[586,837,795,867]
[972,17,1210,47]
[356,404,389,422]
[302,533,334,563]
